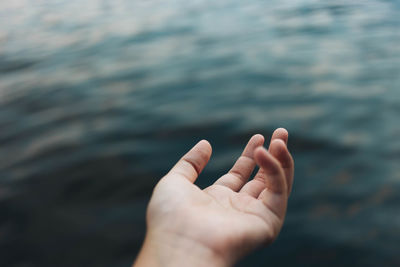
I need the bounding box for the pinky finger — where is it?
[254,147,287,195]
[269,139,295,195]
[254,147,288,219]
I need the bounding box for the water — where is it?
[1,0,400,266]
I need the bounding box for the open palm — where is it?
[146,129,294,265]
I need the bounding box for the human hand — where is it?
[134,128,294,267]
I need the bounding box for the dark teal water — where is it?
[1,0,400,266]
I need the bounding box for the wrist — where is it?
[133,230,232,267]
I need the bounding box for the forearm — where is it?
[133,232,231,267]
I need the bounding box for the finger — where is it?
[268,128,289,148]
[240,128,289,197]
[269,139,294,195]
[254,147,288,218]
[167,140,212,183]
[254,147,287,195]
[238,176,265,198]
[214,134,264,191]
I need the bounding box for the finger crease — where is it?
[182,158,201,175]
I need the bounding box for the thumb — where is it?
[167,140,212,183]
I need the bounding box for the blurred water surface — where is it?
[1,0,400,266]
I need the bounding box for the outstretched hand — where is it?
[134,128,294,267]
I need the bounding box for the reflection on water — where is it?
[1,0,400,266]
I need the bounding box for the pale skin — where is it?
[133,128,294,267]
